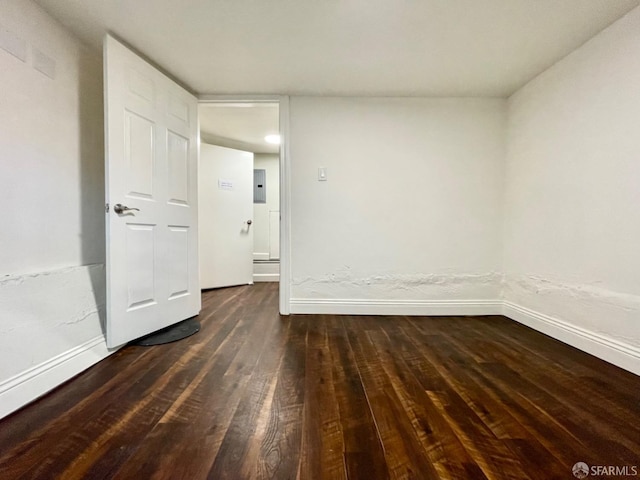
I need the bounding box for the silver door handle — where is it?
[114,204,140,214]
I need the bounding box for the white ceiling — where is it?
[199,103,280,154]
[35,0,639,97]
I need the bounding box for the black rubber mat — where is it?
[133,317,200,346]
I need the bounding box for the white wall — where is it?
[503,6,640,373]
[0,0,109,418]
[289,97,506,313]
[253,153,280,260]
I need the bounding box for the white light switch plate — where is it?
[318,167,327,181]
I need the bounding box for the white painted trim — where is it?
[289,298,502,316]
[0,335,116,419]
[278,96,291,315]
[253,252,270,261]
[197,94,291,315]
[253,273,280,283]
[198,94,286,103]
[502,302,640,376]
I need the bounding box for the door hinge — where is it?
[105,203,109,213]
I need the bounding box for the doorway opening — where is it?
[197,98,288,312]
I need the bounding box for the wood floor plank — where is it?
[111,285,280,480]
[328,316,390,480]
[469,321,640,448]
[298,316,347,480]
[344,317,442,479]
[205,299,291,479]
[364,327,477,479]
[390,319,531,480]
[403,316,603,472]
[0,283,638,479]
[256,316,307,480]
[458,319,640,466]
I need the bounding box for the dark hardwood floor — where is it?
[0,283,638,479]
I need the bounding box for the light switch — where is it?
[318,167,327,181]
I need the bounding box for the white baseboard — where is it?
[0,335,115,419]
[253,252,270,261]
[253,273,280,282]
[502,302,640,376]
[289,298,503,316]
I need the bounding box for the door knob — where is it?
[114,204,140,214]
[246,220,252,225]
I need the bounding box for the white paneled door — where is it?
[199,144,254,289]
[104,35,200,348]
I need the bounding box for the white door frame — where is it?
[198,95,291,315]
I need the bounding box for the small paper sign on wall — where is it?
[218,179,234,190]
